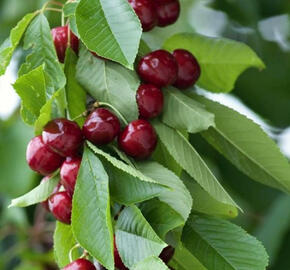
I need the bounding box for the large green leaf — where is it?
[72,147,114,270]
[132,257,170,270]
[76,46,139,122]
[64,48,86,126]
[13,65,46,126]
[116,206,167,268]
[163,33,265,93]
[9,175,59,208]
[137,161,192,222]
[182,215,269,270]
[53,222,79,268]
[75,0,142,69]
[192,94,290,193]
[0,12,36,75]
[19,14,66,92]
[162,87,215,133]
[153,120,239,209]
[181,172,238,218]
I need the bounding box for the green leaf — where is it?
[13,65,46,126]
[72,147,114,270]
[192,94,290,194]
[162,87,215,133]
[9,175,59,208]
[64,48,86,126]
[116,205,167,268]
[19,14,66,92]
[181,171,238,218]
[140,200,184,239]
[75,0,142,69]
[163,33,265,93]
[137,161,192,222]
[169,243,207,270]
[63,2,78,17]
[132,257,170,270]
[182,215,269,270]
[153,120,239,209]
[0,12,36,76]
[53,222,79,268]
[76,46,139,122]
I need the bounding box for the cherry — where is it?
[159,246,175,264]
[26,136,64,175]
[42,118,83,157]
[60,157,81,196]
[63,258,96,270]
[41,176,61,211]
[118,119,157,159]
[154,0,180,27]
[173,49,201,89]
[136,84,164,119]
[114,237,128,270]
[138,50,178,87]
[48,191,72,224]
[83,108,121,145]
[51,25,79,63]
[128,0,157,32]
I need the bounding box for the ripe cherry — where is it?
[154,0,180,27]
[159,246,175,264]
[42,118,83,157]
[173,49,201,89]
[51,25,79,63]
[128,0,157,32]
[63,258,96,270]
[138,50,178,87]
[60,157,81,196]
[83,108,121,145]
[41,176,61,211]
[136,84,164,119]
[114,237,128,270]
[48,191,72,224]
[26,136,64,175]
[118,119,157,159]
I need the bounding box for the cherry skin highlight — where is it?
[48,191,72,224]
[114,237,128,270]
[51,25,79,63]
[63,258,96,270]
[128,0,158,32]
[60,157,81,196]
[41,176,61,211]
[83,108,121,145]
[26,136,64,175]
[118,119,157,159]
[42,118,84,157]
[136,84,164,119]
[154,0,180,27]
[173,49,201,89]
[138,50,178,87]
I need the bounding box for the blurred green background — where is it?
[0,0,289,269]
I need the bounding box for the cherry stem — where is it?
[48,1,64,7]
[45,7,63,13]
[97,102,128,125]
[71,111,88,121]
[69,243,81,263]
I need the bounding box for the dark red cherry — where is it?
[114,237,128,270]
[63,258,96,270]
[83,108,121,145]
[118,119,157,159]
[42,118,83,157]
[138,50,178,87]
[159,246,175,264]
[60,157,81,196]
[128,0,157,32]
[154,0,180,27]
[26,136,64,175]
[136,84,164,119]
[41,176,61,211]
[173,49,201,89]
[51,25,79,63]
[48,191,72,224]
